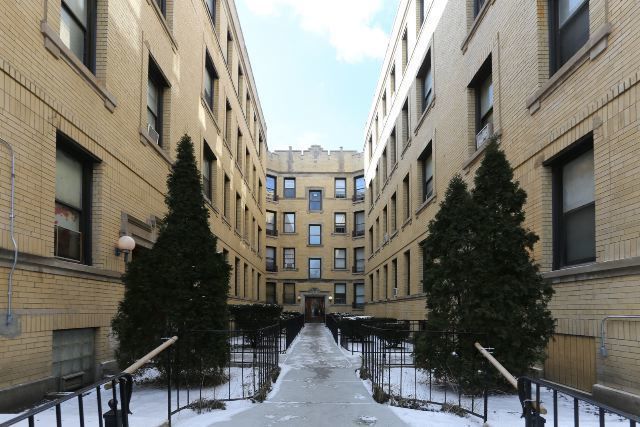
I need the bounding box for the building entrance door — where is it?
[304,297,325,322]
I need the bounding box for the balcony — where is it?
[266,228,278,237]
[352,229,365,238]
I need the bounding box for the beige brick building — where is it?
[0,0,267,409]
[364,0,640,410]
[264,146,366,321]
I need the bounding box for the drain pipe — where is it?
[0,138,17,326]
[600,315,640,356]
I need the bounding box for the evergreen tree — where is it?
[417,140,554,390]
[112,134,230,375]
[469,140,554,383]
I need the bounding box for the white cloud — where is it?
[243,0,389,63]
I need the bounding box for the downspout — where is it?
[600,315,640,356]
[0,138,17,326]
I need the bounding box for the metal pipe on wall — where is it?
[0,138,17,326]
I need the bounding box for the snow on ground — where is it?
[338,339,632,427]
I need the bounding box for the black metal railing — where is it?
[361,324,488,422]
[352,194,365,202]
[518,377,640,427]
[352,229,365,237]
[352,265,364,273]
[266,262,278,272]
[266,228,278,237]
[167,315,304,423]
[1,373,133,427]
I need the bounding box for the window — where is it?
[403,173,411,220]
[404,250,411,295]
[390,66,396,95]
[235,194,242,232]
[418,51,433,113]
[334,213,346,234]
[266,210,277,235]
[354,211,365,237]
[390,193,397,232]
[234,257,240,295]
[283,283,296,304]
[204,52,217,111]
[223,174,230,218]
[383,206,388,238]
[383,265,388,299]
[226,31,233,65]
[334,249,347,270]
[401,100,409,148]
[354,283,365,308]
[266,175,276,200]
[284,178,296,198]
[334,284,347,305]
[283,212,296,233]
[551,140,595,268]
[52,329,95,386]
[369,227,374,253]
[354,247,365,273]
[238,67,244,99]
[419,145,434,202]
[382,149,388,180]
[550,0,589,74]
[284,248,296,269]
[382,93,387,117]
[225,101,233,144]
[391,259,398,296]
[60,0,95,71]
[154,0,166,15]
[474,0,486,17]
[236,130,243,161]
[354,176,365,201]
[401,29,408,73]
[309,258,321,279]
[147,57,169,146]
[470,57,493,142]
[309,190,322,211]
[417,0,426,28]
[335,178,346,198]
[55,134,96,264]
[266,282,276,304]
[390,128,397,167]
[309,225,322,245]
[266,246,276,272]
[203,144,216,202]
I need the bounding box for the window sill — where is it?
[400,138,412,160]
[201,96,220,133]
[282,267,299,272]
[221,215,231,229]
[223,138,233,157]
[281,232,297,236]
[332,268,348,272]
[461,0,494,53]
[414,97,435,135]
[307,210,324,214]
[543,256,640,284]
[462,130,501,172]
[352,235,364,240]
[331,232,348,236]
[40,21,117,112]
[415,193,436,216]
[390,229,399,240]
[526,22,612,115]
[204,197,219,214]
[401,217,412,230]
[146,0,178,51]
[307,244,324,248]
[139,128,173,165]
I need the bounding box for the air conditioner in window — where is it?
[284,263,295,269]
[475,121,493,149]
[383,233,389,244]
[393,287,398,298]
[147,124,160,145]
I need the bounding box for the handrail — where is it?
[105,335,178,389]
[474,342,547,414]
[600,315,640,356]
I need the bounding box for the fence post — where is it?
[166,345,172,427]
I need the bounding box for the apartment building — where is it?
[265,146,366,322]
[364,0,640,411]
[0,0,267,409]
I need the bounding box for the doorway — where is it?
[304,297,325,322]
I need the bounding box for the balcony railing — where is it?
[352,265,365,273]
[267,193,279,202]
[352,229,365,237]
[352,193,365,202]
[266,228,278,237]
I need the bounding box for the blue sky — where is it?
[236,0,400,152]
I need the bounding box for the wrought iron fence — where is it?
[518,377,640,427]
[0,373,133,427]
[166,315,304,424]
[360,324,488,422]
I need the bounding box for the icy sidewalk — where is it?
[210,323,407,426]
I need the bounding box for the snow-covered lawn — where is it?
[338,344,634,427]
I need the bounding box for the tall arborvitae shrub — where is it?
[112,134,231,376]
[417,141,555,391]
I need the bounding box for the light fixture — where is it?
[297,295,301,301]
[115,235,136,263]
[328,295,333,302]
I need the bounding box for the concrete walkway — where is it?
[211,323,406,426]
